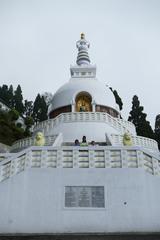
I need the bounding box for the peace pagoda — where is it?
[0,34,160,234]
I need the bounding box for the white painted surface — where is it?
[0,168,160,233]
[32,112,136,145]
[49,78,117,113]
[2,146,160,182]
[46,121,118,142]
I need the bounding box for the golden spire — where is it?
[81,33,85,39]
[76,33,90,65]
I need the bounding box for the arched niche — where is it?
[75,92,92,112]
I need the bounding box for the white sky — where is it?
[0,0,160,127]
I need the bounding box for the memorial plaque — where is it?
[65,186,105,208]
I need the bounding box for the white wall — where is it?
[0,168,160,233]
[45,121,118,143]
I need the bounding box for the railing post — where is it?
[89,149,95,168]
[73,149,79,168]
[152,157,159,176]
[105,150,111,168]
[25,151,32,169]
[41,150,47,168]
[10,160,16,177]
[92,100,96,112]
[13,159,18,175]
[121,149,128,168]
[0,166,2,182]
[137,150,144,169]
[57,149,63,168]
[71,101,75,112]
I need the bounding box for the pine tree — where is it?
[14,85,24,114]
[128,95,154,139]
[0,84,14,108]
[109,87,123,110]
[32,94,48,123]
[24,116,34,137]
[40,96,48,121]
[0,109,24,145]
[24,100,33,117]
[8,85,14,108]
[155,114,160,150]
[42,92,53,106]
[0,85,9,103]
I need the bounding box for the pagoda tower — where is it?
[0,34,160,235]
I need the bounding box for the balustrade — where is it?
[11,135,58,152]
[0,146,159,182]
[33,112,136,135]
[111,134,158,151]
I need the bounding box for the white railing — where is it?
[11,135,58,151]
[111,134,158,151]
[117,119,136,134]
[0,146,159,182]
[33,112,136,135]
[0,153,14,162]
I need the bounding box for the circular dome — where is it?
[48,78,118,115]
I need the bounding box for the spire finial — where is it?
[76,33,90,66]
[81,33,85,39]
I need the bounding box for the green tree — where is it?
[32,94,48,123]
[109,87,123,110]
[8,85,14,108]
[0,84,14,108]
[8,109,19,121]
[0,109,25,145]
[24,116,34,137]
[128,95,154,139]
[42,92,53,106]
[24,100,33,117]
[0,85,9,103]
[14,85,24,114]
[155,114,160,150]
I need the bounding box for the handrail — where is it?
[11,112,136,151]
[0,145,159,182]
[11,135,58,151]
[33,112,136,135]
[111,134,158,151]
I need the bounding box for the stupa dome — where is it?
[48,78,117,115]
[48,33,119,118]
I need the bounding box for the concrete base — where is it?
[0,168,160,233]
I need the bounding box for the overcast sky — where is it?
[0,0,160,127]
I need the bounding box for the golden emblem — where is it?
[76,94,92,112]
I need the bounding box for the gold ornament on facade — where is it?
[76,94,92,112]
[123,132,133,146]
[81,33,85,39]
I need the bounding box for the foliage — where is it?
[155,114,160,150]
[24,116,34,137]
[0,109,24,145]
[42,92,53,106]
[14,85,24,114]
[109,87,123,110]
[24,100,33,117]
[0,84,14,108]
[0,85,33,144]
[0,84,49,145]
[9,109,19,121]
[32,94,48,123]
[128,95,154,139]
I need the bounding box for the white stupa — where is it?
[0,34,160,234]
